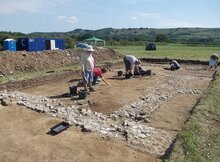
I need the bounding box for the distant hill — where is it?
[29,27,220,44]
[1,28,220,48]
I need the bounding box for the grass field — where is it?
[167,70,220,162]
[111,44,220,60]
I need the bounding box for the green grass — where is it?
[167,71,220,162]
[0,65,80,84]
[0,71,50,84]
[110,44,220,60]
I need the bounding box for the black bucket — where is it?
[125,73,132,79]
[117,71,123,76]
[69,86,77,96]
[146,70,152,76]
[79,90,87,99]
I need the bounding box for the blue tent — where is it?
[75,42,89,49]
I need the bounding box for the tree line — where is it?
[1,27,220,50]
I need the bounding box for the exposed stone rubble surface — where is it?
[111,73,206,122]
[0,73,210,155]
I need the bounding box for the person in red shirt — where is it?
[92,67,110,85]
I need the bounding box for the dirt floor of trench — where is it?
[21,63,212,116]
[0,63,214,161]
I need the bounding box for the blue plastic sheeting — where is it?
[75,43,89,49]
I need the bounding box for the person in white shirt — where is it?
[80,45,95,92]
[170,60,180,71]
[123,55,141,76]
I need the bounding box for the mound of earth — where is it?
[0,47,122,75]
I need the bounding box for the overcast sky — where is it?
[0,0,219,33]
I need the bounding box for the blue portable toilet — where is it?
[17,38,46,52]
[55,38,65,50]
[3,39,16,51]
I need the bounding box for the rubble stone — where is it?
[0,71,208,156]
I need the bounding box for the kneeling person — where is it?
[170,60,180,71]
[93,67,110,85]
[209,54,218,70]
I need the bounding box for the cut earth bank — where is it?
[0,58,214,161]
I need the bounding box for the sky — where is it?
[0,0,220,33]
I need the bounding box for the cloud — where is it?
[130,16,137,20]
[57,16,66,19]
[0,0,64,14]
[57,15,78,24]
[67,16,78,24]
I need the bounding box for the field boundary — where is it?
[141,58,210,65]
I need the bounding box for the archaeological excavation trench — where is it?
[0,62,214,159]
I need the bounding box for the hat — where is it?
[85,45,95,52]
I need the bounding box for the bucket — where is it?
[146,70,152,76]
[78,90,87,99]
[69,86,77,96]
[125,73,132,79]
[117,71,123,76]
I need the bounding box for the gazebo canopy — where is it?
[83,37,105,46]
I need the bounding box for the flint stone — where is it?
[82,124,97,132]
[110,114,117,120]
[138,134,147,139]
[1,98,11,106]
[122,120,130,126]
[99,130,109,134]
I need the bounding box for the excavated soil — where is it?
[0,105,157,162]
[0,47,122,75]
[0,48,214,162]
[0,61,214,161]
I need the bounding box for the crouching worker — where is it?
[92,67,110,85]
[134,63,151,76]
[170,60,180,71]
[209,54,218,70]
[123,55,141,78]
